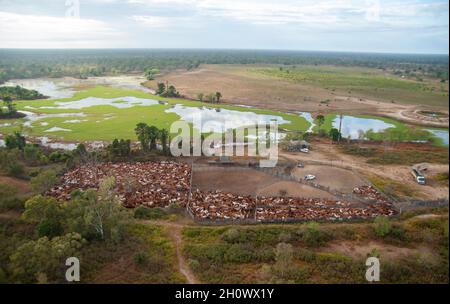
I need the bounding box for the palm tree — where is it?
[159,129,170,155]
[316,115,325,131]
[147,126,160,150]
[215,92,222,103]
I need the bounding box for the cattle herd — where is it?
[47,161,397,223]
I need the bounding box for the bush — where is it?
[31,170,57,193]
[373,217,392,237]
[301,222,332,247]
[224,244,255,263]
[188,259,200,271]
[134,251,149,265]
[37,219,64,238]
[24,144,44,164]
[134,206,167,220]
[222,228,241,243]
[49,151,72,163]
[8,162,25,178]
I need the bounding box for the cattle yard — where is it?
[48,161,397,224]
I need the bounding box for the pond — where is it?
[426,129,449,146]
[34,96,160,110]
[299,112,315,133]
[2,78,76,99]
[1,76,153,99]
[332,115,395,139]
[165,104,290,133]
[18,111,88,128]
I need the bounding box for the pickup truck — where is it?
[412,169,426,185]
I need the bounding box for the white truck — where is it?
[412,168,426,185]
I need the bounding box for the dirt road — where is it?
[146,220,199,284]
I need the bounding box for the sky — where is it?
[0,0,448,54]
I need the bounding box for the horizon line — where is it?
[0,47,448,56]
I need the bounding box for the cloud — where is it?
[0,11,123,48]
[121,0,448,28]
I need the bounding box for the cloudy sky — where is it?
[0,0,448,53]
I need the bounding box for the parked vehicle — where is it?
[300,148,309,153]
[412,168,426,185]
[304,174,316,181]
[297,163,305,168]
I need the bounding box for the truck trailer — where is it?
[412,168,426,185]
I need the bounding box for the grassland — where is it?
[0,84,446,145]
[339,144,449,166]
[0,86,309,141]
[252,65,449,108]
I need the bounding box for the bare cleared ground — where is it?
[192,166,338,199]
[292,165,367,193]
[0,176,32,194]
[147,64,449,127]
[280,142,449,201]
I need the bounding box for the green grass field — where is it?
[0,85,447,145]
[0,86,309,141]
[315,113,442,143]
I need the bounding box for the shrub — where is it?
[222,228,241,243]
[8,161,25,178]
[272,243,294,279]
[188,259,200,271]
[373,216,392,237]
[49,151,72,163]
[134,252,149,265]
[224,244,255,263]
[134,206,167,220]
[31,170,57,193]
[24,144,43,164]
[296,248,316,262]
[37,219,64,238]
[302,222,332,247]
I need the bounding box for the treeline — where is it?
[0,49,448,83]
[0,86,47,100]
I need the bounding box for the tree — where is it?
[2,96,16,114]
[215,92,222,103]
[329,128,342,142]
[148,126,160,150]
[66,177,131,242]
[316,115,325,131]
[159,128,170,155]
[156,82,166,95]
[207,93,216,103]
[135,123,150,151]
[22,195,62,224]
[107,139,131,158]
[197,93,204,102]
[9,233,85,283]
[164,85,179,98]
[5,132,26,150]
[144,67,159,80]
